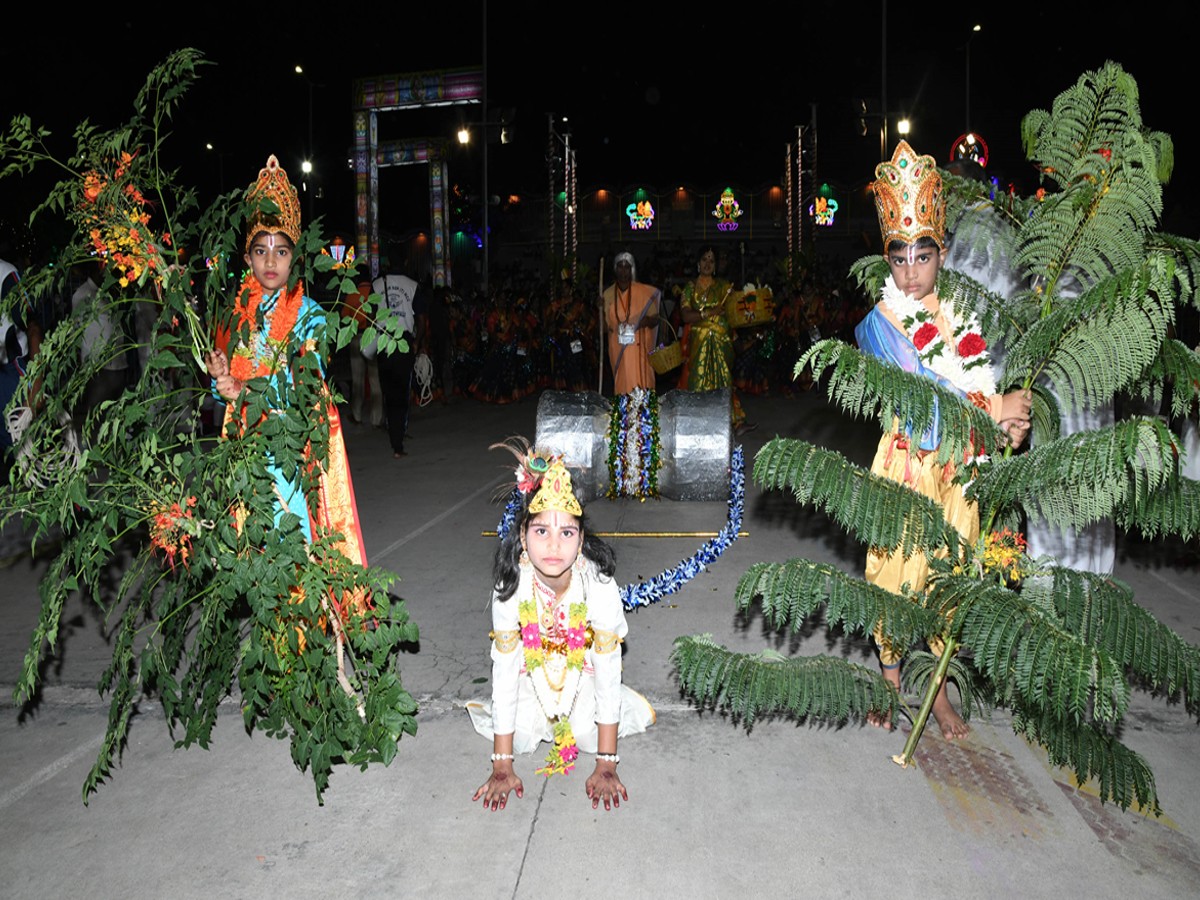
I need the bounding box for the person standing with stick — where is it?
[600,252,660,395]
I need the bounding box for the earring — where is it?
[519,549,530,570]
[574,554,586,574]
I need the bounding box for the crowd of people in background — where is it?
[334,246,868,412]
[1,217,870,475]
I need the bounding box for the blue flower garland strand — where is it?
[620,444,744,611]
[605,389,661,500]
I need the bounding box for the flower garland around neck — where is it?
[880,275,996,396]
[228,274,306,382]
[518,574,588,776]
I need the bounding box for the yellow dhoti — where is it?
[865,429,979,666]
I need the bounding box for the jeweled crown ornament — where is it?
[528,459,583,516]
[244,154,302,253]
[872,140,946,249]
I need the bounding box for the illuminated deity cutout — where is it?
[809,196,838,226]
[626,200,655,230]
[320,241,357,270]
[712,187,741,231]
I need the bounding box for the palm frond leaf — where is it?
[798,339,1001,466]
[1021,568,1200,713]
[671,634,897,727]
[1011,701,1159,814]
[735,559,939,651]
[968,417,1180,534]
[754,437,961,557]
[928,574,1130,725]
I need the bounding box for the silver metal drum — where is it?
[535,389,731,502]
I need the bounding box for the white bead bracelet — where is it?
[490,753,515,762]
[595,753,620,764]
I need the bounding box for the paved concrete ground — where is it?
[2,389,1199,899]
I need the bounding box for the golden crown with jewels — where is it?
[244,154,302,253]
[872,140,946,249]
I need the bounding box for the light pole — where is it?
[964,24,981,135]
[294,64,319,222]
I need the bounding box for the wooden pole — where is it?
[597,257,605,394]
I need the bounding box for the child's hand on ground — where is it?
[473,768,523,812]
[585,763,627,811]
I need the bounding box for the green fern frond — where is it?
[928,574,1130,725]
[1018,66,1163,293]
[734,559,939,651]
[1021,62,1145,193]
[671,634,897,727]
[1150,232,1200,310]
[969,417,1179,533]
[1022,569,1200,713]
[900,649,986,720]
[1027,382,1061,447]
[754,437,960,558]
[1010,701,1159,814]
[849,255,889,300]
[936,266,1031,354]
[1003,256,1173,413]
[1114,474,1200,541]
[1129,337,1200,420]
[1145,129,1174,184]
[798,339,1001,466]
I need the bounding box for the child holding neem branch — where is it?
[469,440,655,811]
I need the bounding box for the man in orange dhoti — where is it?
[601,252,660,394]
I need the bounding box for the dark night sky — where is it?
[2,4,1195,248]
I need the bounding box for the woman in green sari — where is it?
[680,245,754,434]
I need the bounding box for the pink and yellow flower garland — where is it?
[518,594,588,776]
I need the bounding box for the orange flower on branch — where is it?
[148,496,199,571]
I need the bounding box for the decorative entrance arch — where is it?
[351,68,484,284]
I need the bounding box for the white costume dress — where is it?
[467,557,655,754]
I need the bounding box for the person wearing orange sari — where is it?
[601,252,660,394]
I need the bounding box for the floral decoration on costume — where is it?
[879,275,997,397]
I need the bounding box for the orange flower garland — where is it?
[226,274,305,382]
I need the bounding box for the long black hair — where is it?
[492,493,616,603]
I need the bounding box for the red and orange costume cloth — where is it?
[214,155,369,620]
[602,255,660,394]
[855,141,1003,664]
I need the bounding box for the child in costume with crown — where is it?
[204,156,369,611]
[855,141,1031,739]
[469,441,655,811]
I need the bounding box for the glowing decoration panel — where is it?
[809,196,838,227]
[712,187,742,231]
[950,132,989,168]
[626,200,655,230]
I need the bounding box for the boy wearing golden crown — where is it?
[469,441,655,811]
[205,156,369,615]
[855,141,1031,739]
